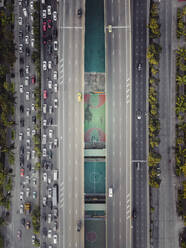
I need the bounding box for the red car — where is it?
[43,90,47,99]
[48,19,52,29]
[31,75,35,84]
[43,22,47,32]
[20,168,24,177]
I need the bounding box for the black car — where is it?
[53,28,57,38]
[19,68,24,77]
[42,227,47,237]
[132,209,137,219]
[19,30,23,38]
[25,24,30,33]
[27,163,31,171]
[77,220,82,232]
[32,116,36,124]
[48,117,53,125]
[20,105,24,113]
[20,118,24,127]
[47,161,53,170]
[77,8,82,17]
[19,57,24,64]
[21,218,25,226]
[20,146,24,155]
[54,55,58,65]
[46,200,52,210]
[48,44,52,55]
[25,47,30,56]
[42,213,47,222]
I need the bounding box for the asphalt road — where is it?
[58,0,85,247]
[131,0,148,248]
[105,0,132,247]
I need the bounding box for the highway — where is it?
[105,0,132,247]
[131,0,148,248]
[58,0,85,247]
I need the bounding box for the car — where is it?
[132,209,137,219]
[33,178,37,185]
[48,229,52,239]
[32,116,36,124]
[54,55,58,65]
[48,43,52,54]
[25,221,30,229]
[48,61,52,69]
[25,76,29,86]
[48,213,52,224]
[26,139,30,149]
[20,118,24,127]
[53,234,57,244]
[19,30,23,38]
[48,19,52,29]
[30,12,33,22]
[54,84,58,93]
[25,35,29,45]
[48,187,52,198]
[136,110,142,120]
[77,220,81,232]
[43,119,47,127]
[53,41,58,51]
[26,151,30,161]
[53,11,57,21]
[31,104,35,111]
[49,141,53,150]
[77,8,82,17]
[43,227,47,236]
[32,150,35,159]
[18,17,22,25]
[48,117,53,125]
[19,44,23,53]
[19,132,23,141]
[48,80,52,89]
[18,0,22,6]
[20,204,24,214]
[53,208,58,218]
[17,230,22,240]
[54,98,58,108]
[43,172,47,182]
[77,92,82,102]
[20,218,25,226]
[47,176,52,184]
[43,148,47,157]
[54,138,58,147]
[20,85,23,93]
[32,129,36,136]
[43,104,47,114]
[25,65,30,74]
[53,221,58,232]
[25,24,30,33]
[25,47,30,56]
[43,61,47,71]
[49,130,53,139]
[31,38,34,48]
[23,8,27,17]
[42,134,47,145]
[30,0,33,9]
[27,163,31,171]
[43,21,47,32]
[20,168,24,177]
[49,106,53,114]
[31,26,34,35]
[26,91,30,101]
[43,9,47,18]
[32,235,35,245]
[43,196,47,206]
[48,150,52,159]
[108,25,112,32]
[33,192,37,199]
[20,68,24,77]
[43,90,47,99]
[25,187,30,198]
[137,63,142,71]
[31,91,35,99]
[53,71,57,80]
[47,5,52,15]
[109,187,113,197]
[26,128,30,136]
[31,75,35,84]
[53,28,57,38]
[20,191,24,201]
[26,108,30,117]
[20,105,24,113]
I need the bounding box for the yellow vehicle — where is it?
[108,25,112,33]
[77,92,82,102]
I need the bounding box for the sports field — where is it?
[84,94,105,147]
[85,162,105,194]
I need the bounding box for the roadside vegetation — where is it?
[31,206,40,235]
[176,6,186,39]
[147,1,161,188]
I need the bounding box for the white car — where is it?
[31,38,34,48]
[26,108,30,117]
[31,104,35,111]
[49,106,53,114]
[26,139,30,149]
[49,130,53,139]
[26,187,30,198]
[47,176,52,184]
[48,188,52,198]
[54,83,58,93]
[48,213,52,224]
[49,142,53,149]
[54,138,58,147]
[25,65,30,74]
[20,85,23,93]
[43,119,47,127]
[26,128,30,136]
[53,71,57,80]
[30,12,33,22]
[20,204,24,214]
[43,196,47,206]
[48,80,52,89]
[32,150,35,159]
[26,92,30,100]
[42,134,47,145]
[18,17,22,25]
[47,5,52,15]
[43,9,47,18]
[32,129,36,136]
[19,132,23,141]
[30,1,33,9]
[54,99,58,108]
[43,61,47,71]
[26,151,30,161]
[53,234,57,244]
[20,192,24,201]
[31,27,34,35]
[43,148,47,157]
[18,0,22,6]
[53,11,57,21]
[32,235,35,245]
[23,8,27,17]
[19,44,23,53]
[25,35,29,45]
[43,173,47,182]
[25,76,29,86]
[53,41,58,51]
[48,61,52,69]
[48,229,52,239]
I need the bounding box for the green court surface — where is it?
[84,94,105,146]
[85,219,106,248]
[85,0,105,72]
[85,162,105,194]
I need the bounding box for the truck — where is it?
[52,184,58,208]
[24,202,31,215]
